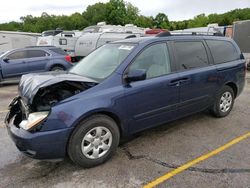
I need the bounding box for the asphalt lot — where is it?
[0,75,250,188]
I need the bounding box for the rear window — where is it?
[174,41,209,70]
[49,48,67,55]
[206,40,240,64]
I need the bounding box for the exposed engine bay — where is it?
[31,81,96,111]
[6,80,97,130]
[17,72,99,112]
[6,72,99,129]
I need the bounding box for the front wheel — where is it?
[210,86,235,118]
[68,114,120,168]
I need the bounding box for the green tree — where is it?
[154,13,169,29]
[124,2,139,24]
[106,0,127,25]
[135,16,154,28]
[188,14,208,28]
[82,3,108,25]
[1,3,250,33]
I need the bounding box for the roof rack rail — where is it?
[170,31,224,36]
[155,31,224,37]
[25,45,56,48]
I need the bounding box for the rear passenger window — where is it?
[27,50,49,58]
[206,40,240,64]
[174,41,209,70]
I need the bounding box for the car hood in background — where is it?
[19,71,97,105]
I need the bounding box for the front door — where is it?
[1,50,29,78]
[123,43,180,133]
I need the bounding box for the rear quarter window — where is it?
[49,48,67,55]
[206,40,240,64]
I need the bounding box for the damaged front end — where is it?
[6,72,98,132]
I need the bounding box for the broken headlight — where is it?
[19,111,49,131]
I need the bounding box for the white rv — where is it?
[232,20,250,63]
[0,31,40,53]
[37,22,145,61]
[171,24,225,35]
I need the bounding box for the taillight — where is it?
[65,55,72,63]
[240,53,247,76]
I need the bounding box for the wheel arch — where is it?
[70,110,125,138]
[225,82,238,98]
[49,64,66,71]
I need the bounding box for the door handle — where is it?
[179,77,190,83]
[168,79,180,86]
[168,77,190,86]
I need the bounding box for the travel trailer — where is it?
[232,20,250,62]
[37,22,146,61]
[0,31,40,53]
[171,24,226,35]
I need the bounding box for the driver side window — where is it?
[129,43,171,79]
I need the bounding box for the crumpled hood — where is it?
[18,71,97,105]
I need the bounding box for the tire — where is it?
[50,65,65,71]
[68,114,120,168]
[210,86,235,118]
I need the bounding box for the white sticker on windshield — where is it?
[118,45,134,50]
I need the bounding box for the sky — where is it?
[1,0,250,23]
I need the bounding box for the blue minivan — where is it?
[5,33,246,167]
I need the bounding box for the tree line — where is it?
[1,0,250,33]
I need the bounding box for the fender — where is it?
[71,108,128,137]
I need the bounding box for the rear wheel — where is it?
[68,114,120,168]
[51,65,65,71]
[210,86,235,117]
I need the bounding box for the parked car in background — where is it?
[5,32,246,168]
[0,46,73,83]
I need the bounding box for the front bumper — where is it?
[5,98,74,159]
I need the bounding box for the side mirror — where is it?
[3,58,9,63]
[125,69,146,83]
[240,53,245,60]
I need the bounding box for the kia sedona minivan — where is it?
[5,33,246,167]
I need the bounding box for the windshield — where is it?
[0,51,9,58]
[70,43,136,81]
